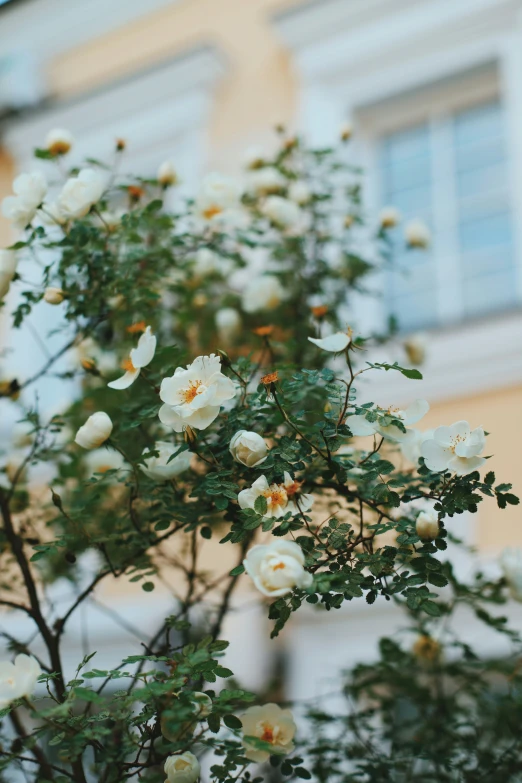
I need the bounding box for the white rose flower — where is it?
[159,354,236,433]
[243,539,313,598]
[405,218,431,249]
[239,473,313,518]
[247,166,286,196]
[230,430,268,467]
[195,172,241,222]
[84,448,125,477]
[164,752,200,783]
[40,200,67,227]
[400,428,434,464]
[349,400,429,442]
[240,703,296,762]
[288,180,311,205]
[157,160,177,187]
[308,330,352,353]
[241,274,286,313]
[379,206,401,228]
[193,248,219,277]
[0,654,41,709]
[45,128,74,156]
[75,412,113,450]
[2,171,47,229]
[58,168,106,219]
[108,326,156,390]
[43,287,65,305]
[140,442,191,481]
[416,508,439,540]
[262,195,302,229]
[0,250,17,299]
[421,421,486,476]
[216,308,242,343]
[500,548,522,602]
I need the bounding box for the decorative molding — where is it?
[1,45,226,177]
[0,0,182,69]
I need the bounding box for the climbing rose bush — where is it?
[0,128,519,782]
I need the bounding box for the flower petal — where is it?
[158,404,185,432]
[403,399,429,425]
[448,455,486,476]
[107,369,140,390]
[348,414,377,436]
[130,327,156,369]
[421,439,451,472]
[308,332,351,352]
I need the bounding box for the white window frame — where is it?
[359,64,514,331]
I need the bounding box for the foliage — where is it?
[0,129,519,782]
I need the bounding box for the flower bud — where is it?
[416,509,439,540]
[164,752,200,783]
[215,308,242,343]
[340,123,353,141]
[344,215,354,229]
[74,412,113,450]
[157,160,177,187]
[404,334,426,366]
[43,287,65,305]
[115,138,126,152]
[230,430,268,468]
[45,128,73,156]
[379,206,401,229]
[412,634,441,663]
[405,219,431,249]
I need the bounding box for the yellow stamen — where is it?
[181,380,202,404]
[122,358,135,372]
[202,205,223,220]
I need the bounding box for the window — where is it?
[380,100,516,331]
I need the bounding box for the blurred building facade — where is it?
[0,0,521,702]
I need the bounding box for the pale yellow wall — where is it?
[425,385,522,551]
[0,0,520,553]
[49,0,301,165]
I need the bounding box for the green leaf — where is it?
[229,564,245,576]
[295,768,312,779]
[200,526,212,539]
[254,495,268,516]
[223,714,242,729]
[142,581,155,592]
[207,713,221,733]
[215,666,234,678]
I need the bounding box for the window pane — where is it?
[453,101,515,318]
[380,122,435,330]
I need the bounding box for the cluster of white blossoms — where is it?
[0,654,41,709]
[159,354,236,433]
[243,540,312,597]
[239,472,313,519]
[239,702,297,762]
